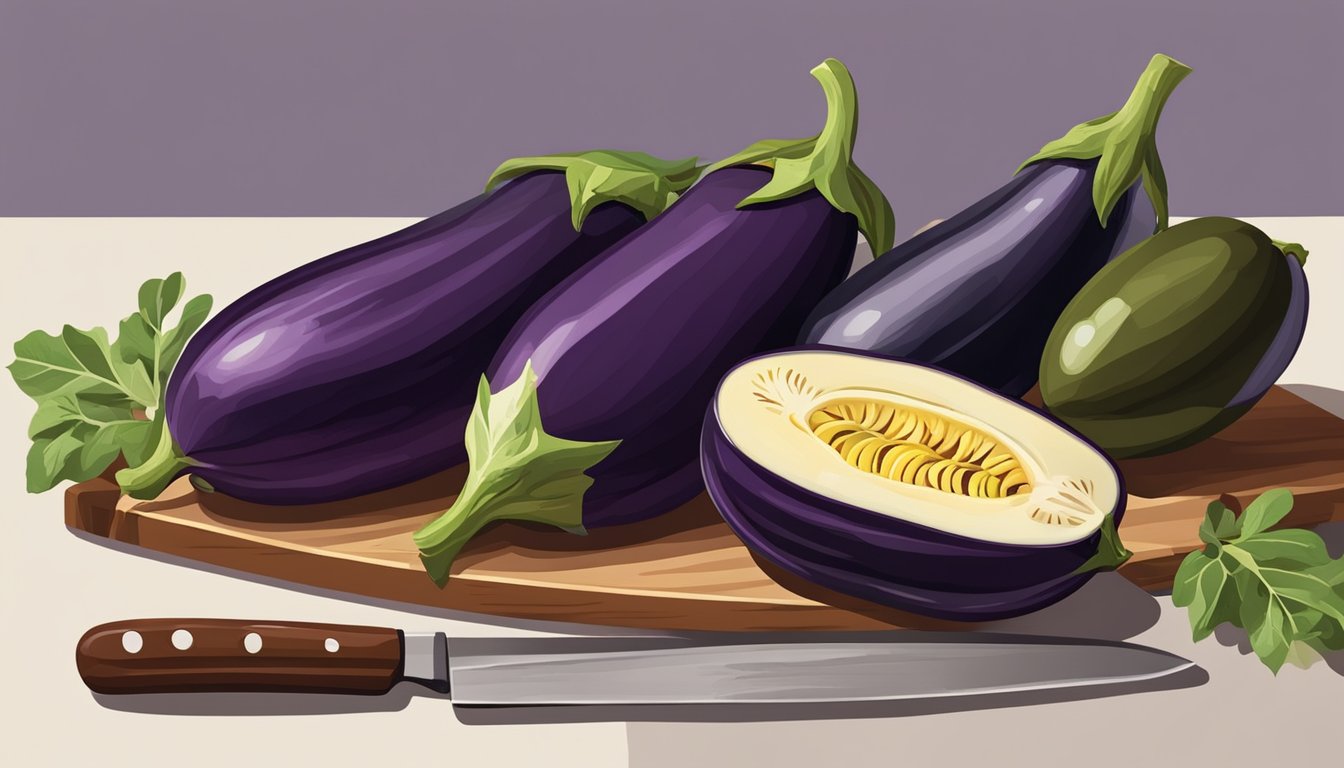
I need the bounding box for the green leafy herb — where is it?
[8,273,212,493]
[1172,489,1344,672]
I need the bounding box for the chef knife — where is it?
[77,619,1195,705]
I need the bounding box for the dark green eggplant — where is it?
[1040,216,1309,458]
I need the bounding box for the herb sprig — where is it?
[8,273,212,493]
[1172,489,1344,672]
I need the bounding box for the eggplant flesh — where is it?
[701,348,1127,621]
[800,160,1147,398]
[487,166,857,526]
[165,171,644,503]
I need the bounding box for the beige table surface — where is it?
[2,217,1341,768]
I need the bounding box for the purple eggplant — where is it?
[800,54,1191,397]
[413,58,895,584]
[116,151,700,503]
[701,348,1129,622]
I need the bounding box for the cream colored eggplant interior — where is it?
[716,350,1121,546]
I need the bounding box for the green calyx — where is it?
[114,414,194,500]
[1271,239,1309,267]
[1019,53,1192,232]
[412,361,620,585]
[703,58,896,254]
[1072,514,1133,575]
[485,150,700,231]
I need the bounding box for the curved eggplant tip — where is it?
[114,420,193,500]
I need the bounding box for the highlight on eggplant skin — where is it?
[413,57,894,585]
[798,53,1190,398]
[700,347,1130,622]
[117,150,699,505]
[493,167,858,524]
[800,162,1145,397]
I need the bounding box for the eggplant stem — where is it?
[1019,53,1191,232]
[483,150,700,231]
[701,58,896,254]
[114,419,193,500]
[1271,239,1309,267]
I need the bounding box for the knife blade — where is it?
[76,619,1195,705]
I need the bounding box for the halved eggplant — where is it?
[799,54,1191,397]
[702,347,1129,621]
[117,151,699,503]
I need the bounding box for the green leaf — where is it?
[115,313,156,372]
[76,423,128,477]
[10,273,212,495]
[1256,564,1344,626]
[1172,549,1235,641]
[9,327,124,399]
[116,420,157,468]
[1231,568,1292,673]
[413,361,621,585]
[1237,488,1294,539]
[1233,528,1331,569]
[1173,487,1344,672]
[108,352,156,407]
[138,272,185,331]
[155,294,213,381]
[26,429,85,493]
[27,390,139,439]
[60,325,119,383]
[1198,499,1240,547]
[1019,53,1190,230]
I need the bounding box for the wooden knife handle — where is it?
[76,619,403,695]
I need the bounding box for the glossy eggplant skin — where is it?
[1040,217,1308,458]
[488,166,857,526]
[701,350,1128,621]
[166,171,643,504]
[798,160,1147,397]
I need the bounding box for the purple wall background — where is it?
[2,0,1340,234]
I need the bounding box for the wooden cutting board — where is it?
[66,386,1344,632]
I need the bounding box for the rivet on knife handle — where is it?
[76,619,403,695]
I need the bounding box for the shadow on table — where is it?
[67,528,667,638]
[1283,384,1344,418]
[90,658,1206,722]
[453,663,1208,725]
[91,681,450,716]
[74,536,1178,719]
[70,527,1163,643]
